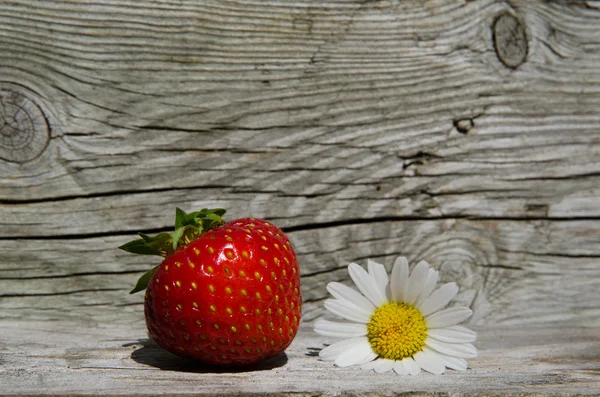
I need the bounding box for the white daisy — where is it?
[314,257,477,375]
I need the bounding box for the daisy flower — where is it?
[314,257,477,375]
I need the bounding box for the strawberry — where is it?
[120,208,302,366]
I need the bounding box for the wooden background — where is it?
[1,0,599,395]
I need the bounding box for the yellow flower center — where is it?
[367,302,427,360]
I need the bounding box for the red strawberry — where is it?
[120,208,302,366]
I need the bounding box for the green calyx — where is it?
[120,207,226,294]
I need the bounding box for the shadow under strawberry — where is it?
[127,339,288,373]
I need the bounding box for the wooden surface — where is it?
[2,321,600,396]
[1,0,600,395]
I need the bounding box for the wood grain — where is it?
[1,320,599,396]
[2,219,599,326]
[0,1,598,326]
[1,0,599,210]
[1,0,600,394]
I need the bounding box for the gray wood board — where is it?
[1,0,599,217]
[2,219,600,326]
[1,320,599,396]
[1,0,599,326]
[1,0,600,394]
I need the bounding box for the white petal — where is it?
[416,268,439,306]
[390,256,409,302]
[313,319,367,338]
[413,347,446,375]
[368,259,389,293]
[360,359,380,371]
[427,325,477,343]
[334,338,378,367]
[405,260,430,305]
[373,358,396,373]
[451,325,478,339]
[319,337,368,361]
[418,282,459,316]
[348,263,387,307]
[327,282,376,315]
[426,338,477,358]
[324,299,372,323]
[426,307,473,328]
[393,361,408,375]
[435,350,468,372]
[401,357,421,375]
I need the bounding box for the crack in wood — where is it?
[497,248,600,259]
[500,172,600,181]
[0,270,145,281]
[0,185,232,204]
[300,267,344,279]
[477,263,524,271]
[3,215,600,240]
[0,287,123,298]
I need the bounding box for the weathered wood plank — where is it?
[1,320,599,396]
[2,219,599,325]
[1,1,599,217]
[2,134,600,237]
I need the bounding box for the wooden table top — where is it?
[2,319,599,396]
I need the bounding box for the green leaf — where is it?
[211,208,226,217]
[186,208,208,220]
[174,207,189,229]
[146,232,174,255]
[119,232,174,257]
[139,233,153,242]
[129,265,159,294]
[199,209,226,231]
[171,227,185,251]
[119,238,163,256]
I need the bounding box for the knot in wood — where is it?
[454,118,474,135]
[493,12,528,69]
[0,89,50,163]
